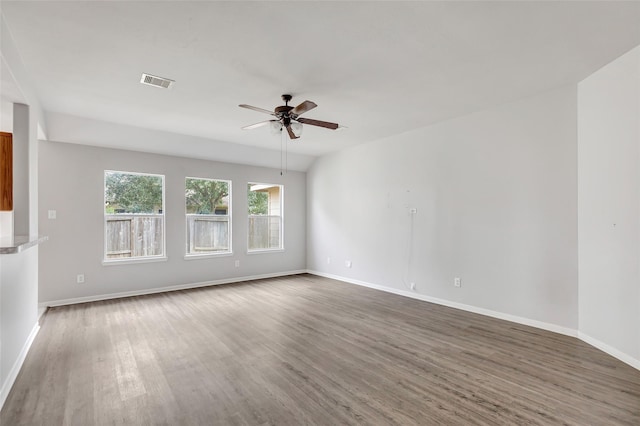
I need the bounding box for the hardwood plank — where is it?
[2,274,639,425]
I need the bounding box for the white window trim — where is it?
[104,170,166,263]
[102,256,168,266]
[185,176,232,257]
[246,248,285,255]
[184,252,234,261]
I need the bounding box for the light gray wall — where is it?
[578,45,640,365]
[12,104,29,235]
[307,85,579,329]
[38,141,306,303]
[46,111,317,172]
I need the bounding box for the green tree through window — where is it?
[248,188,268,215]
[186,179,229,214]
[105,172,163,213]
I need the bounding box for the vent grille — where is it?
[140,73,174,89]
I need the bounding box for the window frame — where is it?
[247,182,284,253]
[184,176,233,259]
[103,170,167,265]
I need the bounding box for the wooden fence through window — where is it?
[105,214,163,258]
[106,214,280,257]
[248,215,281,250]
[186,214,229,253]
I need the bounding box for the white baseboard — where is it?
[307,270,579,338]
[578,332,640,371]
[0,322,40,410]
[40,270,307,308]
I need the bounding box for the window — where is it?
[104,171,165,262]
[185,177,231,256]
[248,183,283,251]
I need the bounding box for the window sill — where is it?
[184,252,233,260]
[102,256,168,266]
[247,248,285,255]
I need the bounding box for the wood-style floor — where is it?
[2,274,639,425]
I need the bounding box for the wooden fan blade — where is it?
[290,100,317,116]
[297,117,339,130]
[239,104,275,116]
[242,120,278,130]
[285,125,299,139]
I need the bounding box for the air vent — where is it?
[140,73,174,89]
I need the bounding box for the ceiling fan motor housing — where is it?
[276,94,294,119]
[274,105,293,117]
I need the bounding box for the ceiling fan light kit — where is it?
[239,94,339,139]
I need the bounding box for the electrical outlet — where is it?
[409,208,417,214]
[48,210,56,219]
[454,277,461,287]
[234,260,240,268]
[345,260,352,268]
[410,282,416,290]
[327,257,331,264]
[77,274,85,284]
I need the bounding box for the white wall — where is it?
[308,85,579,331]
[578,46,640,367]
[0,248,38,404]
[0,13,45,408]
[38,141,306,304]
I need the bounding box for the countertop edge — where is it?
[0,236,48,254]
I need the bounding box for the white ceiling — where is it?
[1,52,28,132]
[2,1,640,168]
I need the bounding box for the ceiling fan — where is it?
[239,94,339,139]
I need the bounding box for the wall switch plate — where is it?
[345,260,352,268]
[77,274,85,284]
[234,260,240,267]
[48,210,56,219]
[454,277,461,287]
[327,257,331,264]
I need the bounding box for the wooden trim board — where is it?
[0,132,12,211]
